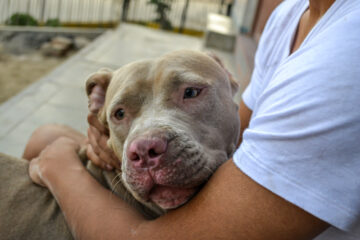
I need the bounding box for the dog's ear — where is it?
[86,68,113,125]
[206,52,239,96]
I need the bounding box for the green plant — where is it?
[5,13,38,26]
[147,0,173,30]
[45,18,61,27]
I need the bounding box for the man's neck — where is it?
[309,0,336,18]
[290,0,335,54]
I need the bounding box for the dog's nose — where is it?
[127,137,167,169]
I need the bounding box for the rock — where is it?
[30,34,52,49]
[40,36,73,57]
[40,42,52,56]
[5,34,33,54]
[40,41,66,57]
[0,32,51,54]
[74,36,91,49]
[52,36,73,47]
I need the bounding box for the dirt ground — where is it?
[0,52,67,104]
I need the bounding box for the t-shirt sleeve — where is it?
[241,60,263,110]
[234,11,360,231]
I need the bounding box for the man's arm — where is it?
[30,138,328,240]
[238,100,252,146]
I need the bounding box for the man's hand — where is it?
[28,137,83,187]
[86,94,120,171]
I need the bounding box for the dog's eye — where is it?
[114,109,125,120]
[183,88,201,99]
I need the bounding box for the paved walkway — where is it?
[0,23,240,158]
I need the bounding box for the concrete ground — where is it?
[0,23,242,158]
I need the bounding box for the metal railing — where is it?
[0,0,230,32]
[126,0,228,32]
[0,0,121,27]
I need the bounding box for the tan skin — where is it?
[291,0,335,53]
[28,1,335,239]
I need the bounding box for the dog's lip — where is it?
[147,184,198,209]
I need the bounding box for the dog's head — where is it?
[86,50,240,214]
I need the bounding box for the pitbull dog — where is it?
[0,50,240,239]
[85,50,240,216]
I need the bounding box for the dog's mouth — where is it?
[124,165,203,210]
[127,168,201,210]
[123,132,212,210]
[148,185,198,210]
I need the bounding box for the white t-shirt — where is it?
[233,0,360,239]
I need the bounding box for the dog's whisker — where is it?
[110,174,123,195]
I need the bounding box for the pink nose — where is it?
[127,137,167,169]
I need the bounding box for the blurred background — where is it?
[1,0,241,33]
[0,0,282,157]
[0,0,282,103]
[0,0,281,39]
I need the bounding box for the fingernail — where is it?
[106,164,114,171]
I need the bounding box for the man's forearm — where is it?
[45,161,145,240]
[45,159,327,240]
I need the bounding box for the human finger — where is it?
[87,113,108,134]
[86,144,112,170]
[98,135,120,169]
[28,158,47,187]
[87,126,101,155]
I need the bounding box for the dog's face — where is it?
[86,50,240,214]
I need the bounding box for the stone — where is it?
[74,36,91,50]
[52,36,73,47]
[40,36,73,57]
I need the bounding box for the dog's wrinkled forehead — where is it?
[104,60,153,110]
[155,50,228,86]
[104,51,228,109]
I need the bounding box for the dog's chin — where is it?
[149,185,198,210]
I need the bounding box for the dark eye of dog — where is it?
[114,109,125,120]
[183,87,201,99]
